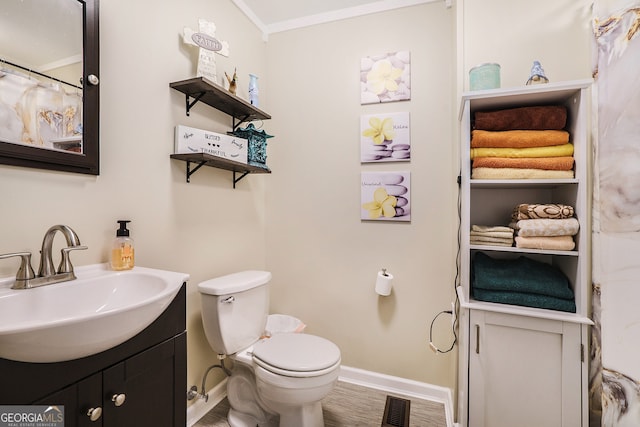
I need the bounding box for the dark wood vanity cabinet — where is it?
[1,284,187,427]
[34,374,103,427]
[101,335,186,426]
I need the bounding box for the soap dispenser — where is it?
[111,220,135,270]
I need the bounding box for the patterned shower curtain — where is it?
[591,2,640,426]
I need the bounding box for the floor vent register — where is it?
[381,395,411,427]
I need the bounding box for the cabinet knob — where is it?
[87,74,100,86]
[87,407,102,421]
[112,393,126,407]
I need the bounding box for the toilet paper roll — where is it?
[375,270,393,296]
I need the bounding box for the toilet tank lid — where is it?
[198,270,272,295]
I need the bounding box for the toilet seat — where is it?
[252,334,341,378]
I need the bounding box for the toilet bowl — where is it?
[252,333,341,427]
[198,271,341,427]
[230,333,341,427]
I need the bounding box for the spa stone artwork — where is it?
[360,112,411,163]
[361,171,410,221]
[360,51,411,104]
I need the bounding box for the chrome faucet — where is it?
[0,225,87,289]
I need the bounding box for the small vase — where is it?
[248,74,259,107]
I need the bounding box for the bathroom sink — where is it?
[0,264,189,363]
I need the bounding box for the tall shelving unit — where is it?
[456,80,593,427]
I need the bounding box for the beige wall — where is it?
[0,0,268,395]
[263,0,594,391]
[460,0,593,90]
[0,0,594,403]
[264,2,458,388]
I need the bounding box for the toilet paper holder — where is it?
[376,268,393,296]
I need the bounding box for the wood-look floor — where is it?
[194,380,447,427]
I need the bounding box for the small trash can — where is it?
[265,314,306,336]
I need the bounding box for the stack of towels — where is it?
[510,203,578,251]
[471,251,576,313]
[470,225,513,247]
[470,105,575,179]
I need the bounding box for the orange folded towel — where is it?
[470,130,570,148]
[472,156,574,171]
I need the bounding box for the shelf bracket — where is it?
[185,160,207,182]
[185,92,206,116]
[233,171,250,188]
[184,161,252,188]
[232,114,251,131]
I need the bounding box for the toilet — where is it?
[198,270,341,427]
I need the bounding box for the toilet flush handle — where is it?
[222,296,235,304]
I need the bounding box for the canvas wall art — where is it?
[360,112,410,163]
[361,171,410,221]
[360,51,411,104]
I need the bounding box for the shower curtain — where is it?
[591,1,640,426]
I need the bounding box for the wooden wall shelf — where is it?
[170,77,271,129]
[170,153,270,188]
[170,77,273,188]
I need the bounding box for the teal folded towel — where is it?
[472,252,574,300]
[472,288,576,313]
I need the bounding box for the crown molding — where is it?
[233,0,450,39]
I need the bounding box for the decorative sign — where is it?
[175,125,247,164]
[190,33,223,51]
[183,19,230,83]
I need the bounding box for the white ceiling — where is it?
[232,0,447,37]
[1,0,82,70]
[1,0,448,70]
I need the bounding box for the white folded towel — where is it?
[510,218,579,237]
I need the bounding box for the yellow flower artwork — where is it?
[360,112,411,163]
[361,51,411,104]
[366,60,403,95]
[362,188,397,219]
[361,172,411,221]
[362,117,395,145]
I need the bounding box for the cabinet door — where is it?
[468,311,583,427]
[35,373,103,427]
[102,333,186,427]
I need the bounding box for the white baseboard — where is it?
[186,366,457,427]
[338,366,457,427]
[186,378,227,427]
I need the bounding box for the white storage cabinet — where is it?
[456,80,593,427]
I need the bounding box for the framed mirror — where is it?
[0,0,99,175]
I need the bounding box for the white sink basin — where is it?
[0,264,189,363]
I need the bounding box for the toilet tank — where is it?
[198,270,271,355]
